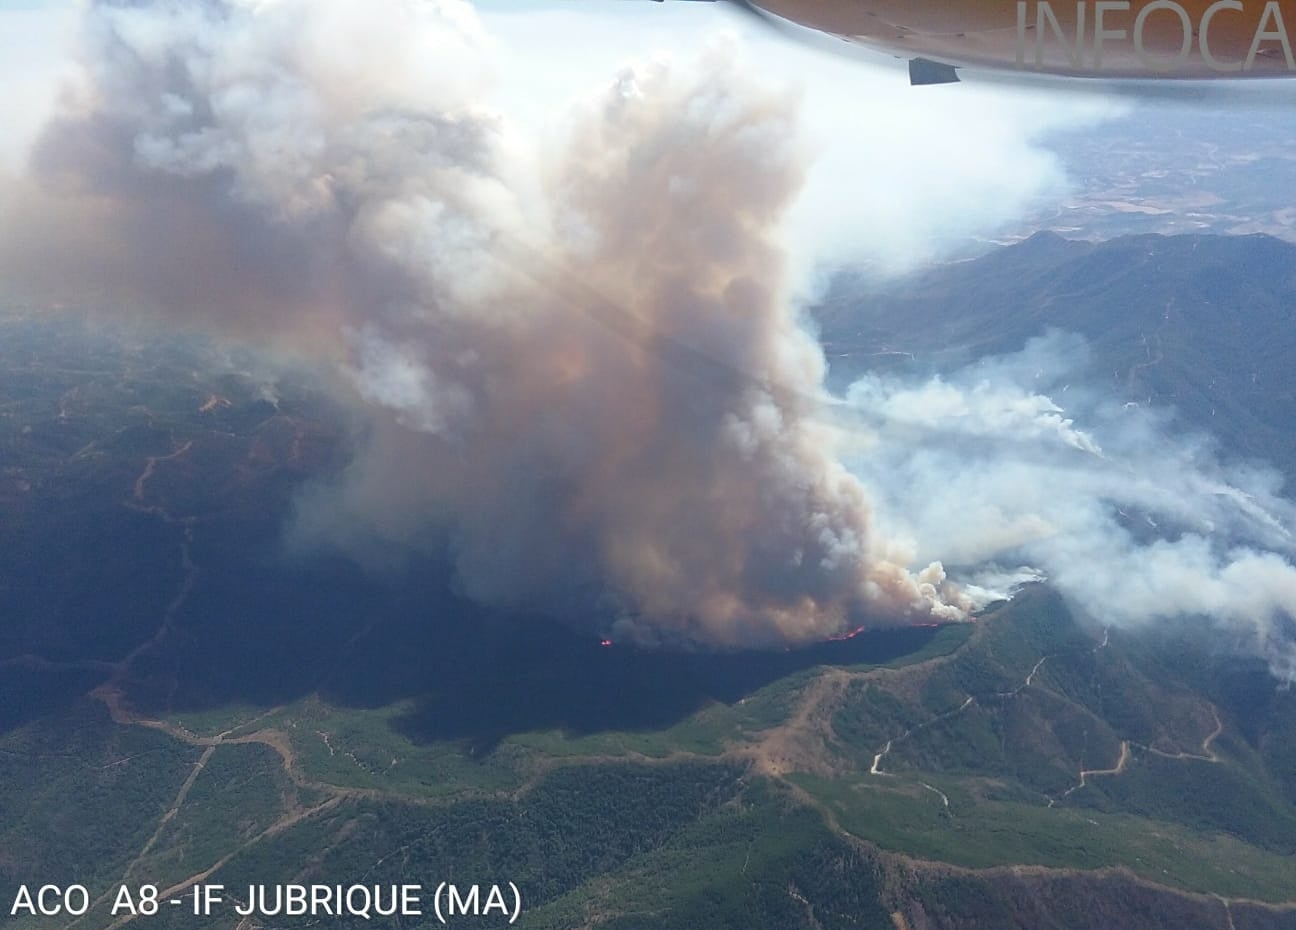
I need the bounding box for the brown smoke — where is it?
[0,0,970,645]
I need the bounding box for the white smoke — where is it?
[4,0,1291,675]
[0,0,977,646]
[844,331,1296,680]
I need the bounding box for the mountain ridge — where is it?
[815,231,1296,472]
[4,231,1296,927]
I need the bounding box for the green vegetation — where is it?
[276,698,526,797]
[5,311,1296,929]
[136,742,299,891]
[793,772,1296,902]
[0,701,203,929]
[524,783,892,930]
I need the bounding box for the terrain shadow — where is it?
[116,547,951,751]
[0,313,949,745]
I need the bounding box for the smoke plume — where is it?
[3,0,1293,675]
[0,0,970,646]
[845,332,1296,680]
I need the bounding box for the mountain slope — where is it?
[3,246,1296,930]
[815,232,1296,471]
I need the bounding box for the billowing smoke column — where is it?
[12,0,1293,674]
[0,0,969,645]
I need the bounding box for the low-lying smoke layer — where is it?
[0,0,969,645]
[846,332,1296,680]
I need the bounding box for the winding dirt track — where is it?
[1139,708,1225,764]
[1056,740,1132,803]
[45,448,1294,923]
